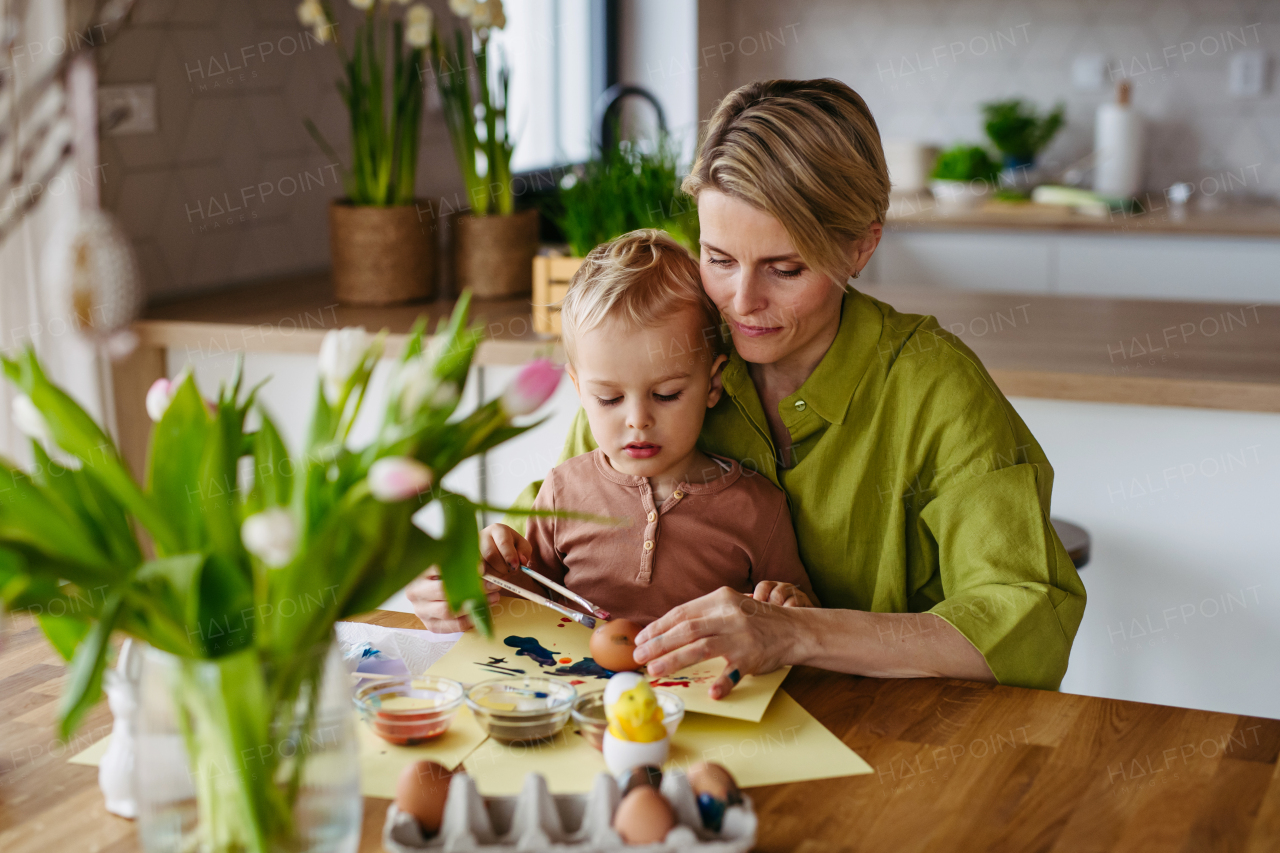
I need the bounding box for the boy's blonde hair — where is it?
[558,229,724,362]
[682,78,890,286]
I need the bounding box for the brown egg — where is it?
[687,762,741,804]
[394,760,453,836]
[687,762,742,831]
[613,784,675,845]
[590,619,641,672]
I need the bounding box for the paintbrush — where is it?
[482,572,597,629]
[519,565,611,621]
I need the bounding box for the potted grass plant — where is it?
[429,0,539,299]
[0,297,562,852]
[532,131,698,334]
[299,0,436,306]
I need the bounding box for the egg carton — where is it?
[383,770,756,853]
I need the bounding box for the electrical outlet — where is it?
[97,84,157,134]
[1228,51,1268,98]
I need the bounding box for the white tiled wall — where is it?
[696,0,1280,200]
[97,0,465,299]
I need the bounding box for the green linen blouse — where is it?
[510,290,1086,690]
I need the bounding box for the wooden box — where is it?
[532,256,585,336]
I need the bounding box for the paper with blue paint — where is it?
[425,599,789,722]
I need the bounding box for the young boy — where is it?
[481,229,816,625]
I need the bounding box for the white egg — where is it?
[604,671,644,707]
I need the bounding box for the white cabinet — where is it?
[1011,397,1280,720]
[870,229,1280,304]
[868,231,1054,293]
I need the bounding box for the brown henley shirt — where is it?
[518,448,816,625]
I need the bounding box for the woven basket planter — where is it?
[329,200,435,306]
[455,208,538,299]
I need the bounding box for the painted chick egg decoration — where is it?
[590,618,641,671]
[613,784,675,845]
[395,760,453,836]
[605,673,665,742]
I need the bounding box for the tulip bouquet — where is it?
[298,0,435,205]
[0,297,562,852]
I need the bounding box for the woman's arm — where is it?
[633,588,994,700]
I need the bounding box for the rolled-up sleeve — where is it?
[922,462,1086,690]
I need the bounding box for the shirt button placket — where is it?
[638,482,658,583]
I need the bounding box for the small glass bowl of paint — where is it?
[465,676,577,743]
[571,687,685,751]
[354,675,465,746]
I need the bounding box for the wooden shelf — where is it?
[886,196,1280,239]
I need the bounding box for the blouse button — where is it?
[794,399,807,411]
[673,490,684,499]
[647,511,657,522]
[643,540,654,551]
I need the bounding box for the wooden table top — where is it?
[137,271,1280,412]
[886,195,1280,239]
[3,608,1278,852]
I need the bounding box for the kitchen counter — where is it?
[110,272,1280,476]
[886,194,1280,238]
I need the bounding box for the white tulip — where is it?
[241,508,299,568]
[313,23,333,43]
[448,0,475,17]
[12,395,54,445]
[395,354,458,419]
[350,0,374,9]
[368,457,433,502]
[317,327,371,406]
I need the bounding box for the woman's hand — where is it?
[752,580,813,608]
[633,586,801,700]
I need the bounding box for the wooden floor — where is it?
[6,609,1276,852]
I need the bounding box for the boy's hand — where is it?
[480,523,532,573]
[752,581,813,608]
[404,563,501,632]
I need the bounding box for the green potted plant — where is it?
[532,131,698,334]
[555,132,698,257]
[0,299,561,852]
[981,98,1066,174]
[429,0,538,299]
[299,0,435,306]
[929,144,1001,210]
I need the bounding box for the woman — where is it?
[408,78,1086,694]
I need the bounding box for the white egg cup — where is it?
[602,729,671,776]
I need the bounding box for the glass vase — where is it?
[134,635,361,853]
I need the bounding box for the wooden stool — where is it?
[1051,518,1091,569]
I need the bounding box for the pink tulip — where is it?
[501,358,562,416]
[368,457,434,502]
[145,379,174,422]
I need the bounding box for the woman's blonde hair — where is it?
[558,229,723,363]
[682,78,890,285]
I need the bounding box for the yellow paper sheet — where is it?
[70,711,491,801]
[427,602,788,722]
[461,690,871,795]
[69,735,110,766]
